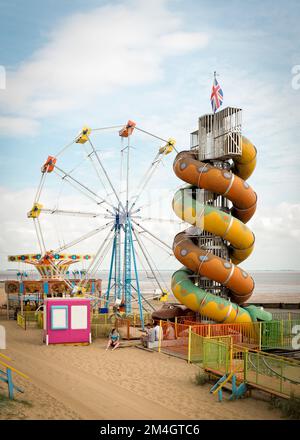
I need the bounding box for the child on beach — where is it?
[106,328,120,351]
[140,323,155,347]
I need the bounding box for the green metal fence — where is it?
[245,350,300,397]
[189,331,232,364]
[91,323,113,338]
[202,337,232,376]
[261,319,300,350]
[194,335,300,398]
[271,311,300,321]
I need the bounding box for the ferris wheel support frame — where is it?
[29,121,177,329]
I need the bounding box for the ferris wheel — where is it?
[27,120,180,326]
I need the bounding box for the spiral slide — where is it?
[171,137,272,323]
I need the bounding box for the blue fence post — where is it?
[218,389,222,402]
[19,282,24,295]
[43,281,49,295]
[6,368,14,399]
[232,374,237,395]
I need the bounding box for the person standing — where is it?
[153,321,162,341]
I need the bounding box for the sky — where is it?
[0,0,300,273]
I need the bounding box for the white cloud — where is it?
[0,116,39,136]
[246,202,300,270]
[160,32,209,54]
[0,0,209,133]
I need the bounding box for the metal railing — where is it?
[0,353,29,399]
[16,311,43,330]
[189,332,300,398]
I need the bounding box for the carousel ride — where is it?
[5,252,101,317]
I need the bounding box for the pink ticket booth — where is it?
[44,298,91,345]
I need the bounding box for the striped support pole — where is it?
[229,338,233,373]
[258,322,262,351]
[188,326,192,363]
[244,350,248,382]
[158,320,162,353]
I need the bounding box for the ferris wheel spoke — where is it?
[126,125,177,214]
[53,170,115,216]
[79,227,114,286]
[135,126,178,153]
[134,227,173,257]
[54,165,116,212]
[33,218,46,255]
[86,228,114,278]
[134,248,163,298]
[130,285,156,311]
[134,216,180,224]
[86,136,125,211]
[34,172,48,204]
[40,208,113,219]
[131,228,165,294]
[133,229,171,293]
[53,221,113,253]
[88,236,113,278]
[88,238,113,281]
[131,183,186,215]
[91,125,124,132]
[129,152,168,213]
[132,220,172,251]
[56,139,77,158]
[83,144,116,207]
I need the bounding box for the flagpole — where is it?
[213,71,217,114]
[212,71,217,156]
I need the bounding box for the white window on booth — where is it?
[51,305,68,330]
[71,305,88,330]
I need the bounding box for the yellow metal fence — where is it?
[16,311,43,330]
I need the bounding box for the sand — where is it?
[0,320,282,420]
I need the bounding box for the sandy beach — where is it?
[0,320,282,420]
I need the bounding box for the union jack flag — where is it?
[210,76,223,113]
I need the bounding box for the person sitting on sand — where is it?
[106,328,120,351]
[141,323,155,347]
[165,320,175,340]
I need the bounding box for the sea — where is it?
[1,270,300,303]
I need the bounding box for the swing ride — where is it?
[22,120,177,328]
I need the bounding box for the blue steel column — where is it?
[105,227,116,309]
[128,218,144,329]
[124,219,132,314]
[114,212,121,301]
